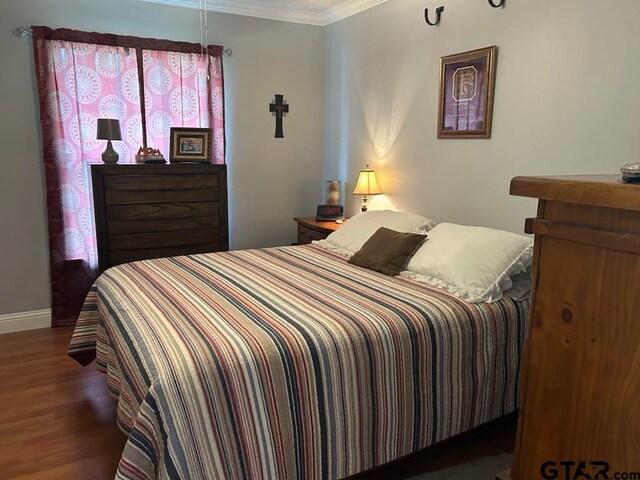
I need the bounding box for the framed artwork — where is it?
[169,127,211,163]
[437,46,497,139]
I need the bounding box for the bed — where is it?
[68,243,528,480]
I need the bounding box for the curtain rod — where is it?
[13,26,232,56]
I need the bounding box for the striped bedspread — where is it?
[68,244,528,480]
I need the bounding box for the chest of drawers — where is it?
[91,164,228,273]
[500,175,640,479]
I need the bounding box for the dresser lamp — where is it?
[352,165,382,212]
[97,118,122,164]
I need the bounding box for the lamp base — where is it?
[361,195,368,212]
[101,140,119,164]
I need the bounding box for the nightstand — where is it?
[294,216,345,245]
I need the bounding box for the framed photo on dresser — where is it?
[437,46,497,139]
[169,127,211,163]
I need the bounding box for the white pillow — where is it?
[404,223,533,303]
[324,210,435,254]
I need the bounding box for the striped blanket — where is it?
[68,244,528,480]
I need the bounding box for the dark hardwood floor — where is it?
[0,327,516,479]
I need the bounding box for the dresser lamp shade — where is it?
[96,118,122,164]
[96,118,122,140]
[352,165,381,212]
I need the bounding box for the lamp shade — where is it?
[352,166,382,195]
[96,118,122,141]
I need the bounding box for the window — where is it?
[32,27,226,325]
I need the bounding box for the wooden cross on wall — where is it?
[269,94,289,138]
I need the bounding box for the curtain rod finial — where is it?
[14,26,32,37]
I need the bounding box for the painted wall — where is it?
[0,0,324,315]
[323,0,640,228]
[3,0,640,319]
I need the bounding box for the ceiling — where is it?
[138,0,390,26]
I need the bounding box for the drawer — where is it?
[298,224,329,245]
[105,173,218,191]
[108,228,220,266]
[106,202,220,234]
[109,243,220,266]
[108,228,218,250]
[104,174,218,205]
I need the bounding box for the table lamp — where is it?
[352,164,382,212]
[97,118,122,164]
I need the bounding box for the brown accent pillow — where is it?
[348,227,427,276]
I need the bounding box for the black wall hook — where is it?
[424,6,444,26]
[488,0,505,7]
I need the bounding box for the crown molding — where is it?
[137,0,389,26]
[322,0,389,25]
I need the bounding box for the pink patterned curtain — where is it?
[32,27,226,326]
[143,50,225,163]
[33,39,142,326]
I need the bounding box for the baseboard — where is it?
[0,309,52,334]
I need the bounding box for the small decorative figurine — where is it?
[326,180,342,206]
[136,147,166,164]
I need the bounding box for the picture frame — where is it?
[169,127,211,163]
[437,46,497,139]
